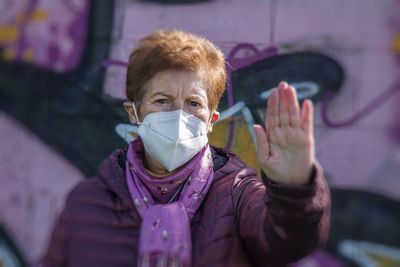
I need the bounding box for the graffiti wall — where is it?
[0,0,399,266]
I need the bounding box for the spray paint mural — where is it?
[0,0,399,266]
[0,0,91,72]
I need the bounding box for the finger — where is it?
[278,82,290,127]
[300,99,314,134]
[266,88,279,130]
[286,85,300,127]
[254,124,270,157]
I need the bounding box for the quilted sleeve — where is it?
[232,162,331,267]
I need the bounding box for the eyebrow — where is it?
[149,92,174,99]
[149,91,207,100]
[188,94,205,100]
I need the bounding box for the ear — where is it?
[207,110,220,133]
[123,101,138,124]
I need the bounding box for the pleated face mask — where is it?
[136,107,209,172]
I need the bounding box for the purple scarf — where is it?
[125,138,214,267]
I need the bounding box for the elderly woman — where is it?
[42,30,330,267]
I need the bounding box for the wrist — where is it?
[262,164,315,187]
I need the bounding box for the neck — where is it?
[143,151,174,178]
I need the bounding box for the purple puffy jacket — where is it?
[42,145,330,267]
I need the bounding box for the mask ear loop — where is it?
[132,102,142,125]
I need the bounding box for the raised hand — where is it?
[254,82,315,185]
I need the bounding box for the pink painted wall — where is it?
[0,112,84,261]
[0,0,399,265]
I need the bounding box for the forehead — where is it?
[145,69,207,98]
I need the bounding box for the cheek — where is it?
[139,101,168,120]
[194,108,211,124]
[138,104,154,121]
[183,106,209,123]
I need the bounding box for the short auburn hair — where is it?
[126,29,226,111]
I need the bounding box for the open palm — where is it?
[254,82,315,185]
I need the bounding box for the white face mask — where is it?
[133,105,209,172]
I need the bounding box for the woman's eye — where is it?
[155,99,168,104]
[189,101,201,107]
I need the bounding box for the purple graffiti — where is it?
[224,43,278,149]
[321,81,400,128]
[0,0,91,72]
[15,0,37,61]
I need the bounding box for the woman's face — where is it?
[125,69,219,131]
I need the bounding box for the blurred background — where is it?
[0,0,399,266]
